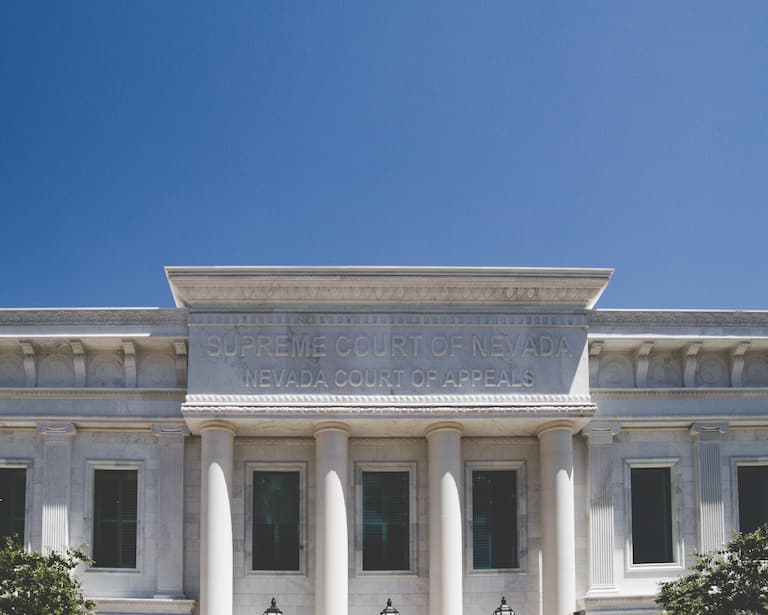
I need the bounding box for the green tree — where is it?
[0,537,95,615]
[656,525,768,614]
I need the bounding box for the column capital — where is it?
[152,423,190,445]
[536,420,578,438]
[37,422,76,441]
[424,421,463,438]
[582,423,621,445]
[690,422,729,440]
[313,421,350,438]
[199,419,237,436]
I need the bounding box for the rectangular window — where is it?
[362,471,409,571]
[0,468,26,543]
[737,466,768,533]
[630,467,673,564]
[93,470,137,568]
[472,470,518,569]
[252,471,300,571]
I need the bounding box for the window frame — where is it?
[244,461,307,576]
[84,460,144,574]
[731,457,768,534]
[0,459,33,550]
[465,460,526,575]
[624,458,683,571]
[355,461,417,576]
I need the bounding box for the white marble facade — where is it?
[1,267,768,615]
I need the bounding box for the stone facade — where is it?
[0,267,767,615]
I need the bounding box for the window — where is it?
[92,470,138,568]
[0,468,26,543]
[630,467,673,564]
[472,470,518,569]
[737,465,768,533]
[252,471,300,571]
[360,469,411,572]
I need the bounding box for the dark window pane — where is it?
[252,471,300,571]
[472,470,517,569]
[631,467,673,564]
[0,469,26,543]
[738,466,768,533]
[362,471,409,571]
[93,470,137,568]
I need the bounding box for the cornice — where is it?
[165,266,612,309]
[183,393,593,407]
[181,404,596,417]
[0,388,186,401]
[0,308,187,327]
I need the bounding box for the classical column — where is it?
[426,422,463,615]
[152,423,190,598]
[314,422,350,615]
[538,421,576,615]
[583,423,620,593]
[200,420,236,615]
[691,423,728,553]
[37,422,76,553]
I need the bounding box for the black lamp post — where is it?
[380,598,399,615]
[493,596,515,615]
[264,598,283,615]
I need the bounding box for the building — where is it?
[1,266,767,615]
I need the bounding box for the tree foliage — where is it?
[0,537,95,615]
[656,525,768,614]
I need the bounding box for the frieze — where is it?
[592,388,768,400]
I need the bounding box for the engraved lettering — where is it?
[207,335,221,357]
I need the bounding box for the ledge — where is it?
[91,597,196,614]
[165,266,613,309]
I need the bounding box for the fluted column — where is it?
[691,423,728,553]
[426,422,463,615]
[200,420,236,615]
[538,421,576,615]
[152,423,190,598]
[583,423,620,593]
[314,422,350,615]
[37,422,76,553]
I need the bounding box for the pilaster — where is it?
[690,422,728,552]
[37,422,76,552]
[152,423,190,598]
[583,423,620,593]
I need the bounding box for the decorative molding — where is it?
[589,341,603,388]
[684,342,702,388]
[582,422,621,445]
[166,266,613,309]
[19,340,36,386]
[189,311,588,327]
[635,341,654,388]
[183,392,593,406]
[151,423,190,445]
[182,404,597,417]
[36,422,77,440]
[0,388,185,400]
[70,340,86,387]
[122,340,137,388]
[0,309,188,327]
[731,342,751,387]
[173,339,187,387]
[592,388,768,400]
[690,422,729,440]
[591,310,768,327]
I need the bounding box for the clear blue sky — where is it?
[1,2,766,309]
